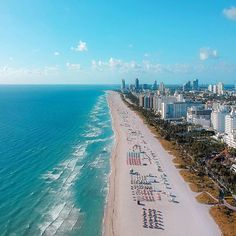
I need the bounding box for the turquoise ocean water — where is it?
[0,85,115,236]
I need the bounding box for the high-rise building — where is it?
[187,106,212,129]
[121,79,126,91]
[159,82,165,93]
[217,82,224,95]
[139,94,145,108]
[208,84,213,92]
[129,84,135,91]
[183,81,191,92]
[211,106,229,133]
[213,84,218,94]
[144,95,150,109]
[224,108,236,148]
[135,78,139,91]
[192,79,199,91]
[152,80,158,90]
[161,100,202,120]
[225,108,236,135]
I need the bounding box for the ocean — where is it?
[0,85,116,236]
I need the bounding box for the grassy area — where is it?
[210,206,236,236]
[196,192,218,205]
[179,170,218,195]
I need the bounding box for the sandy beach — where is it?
[103,91,221,236]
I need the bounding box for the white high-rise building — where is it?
[217,82,224,95]
[177,94,184,102]
[213,84,218,94]
[225,110,236,135]
[211,106,229,133]
[208,84,213,92]
[224,108,236,148]
[156,96,177,113]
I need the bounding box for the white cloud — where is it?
[66,62,81,70]
[54,51,60,56]
[91,60,105,71]
[71,40,88,52]
[199,47,219,61]
[0,65,59,78]
[108,57,122,68]
[90,57,236,75]
[44,66,59,74]
[223,6,236,21]
[91,58,157,73]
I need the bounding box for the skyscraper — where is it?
[121,79,126,92]
[152,80,158,90]
[211,106,229,133]
[217,82,224,95]
[208,84,213,92]
[159,82,165,93]
[213,84,218,94]
[225,109,236,135]
[135,78,139,91]
[192,79,199,91]
[183,81,191,92]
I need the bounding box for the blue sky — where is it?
[0,0,236,84]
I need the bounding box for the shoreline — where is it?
[103,91,118,236]
[103,91,221,236]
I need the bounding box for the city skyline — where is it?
[0,0,236,84]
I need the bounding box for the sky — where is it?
[0,0,236,85]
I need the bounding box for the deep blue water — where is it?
[0,85,116,236]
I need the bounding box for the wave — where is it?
[36,93,113,235]
[38,143,87,235]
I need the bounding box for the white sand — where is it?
[103,91,221,236]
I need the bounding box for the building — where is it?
[121,79,126,92]
[183,81,191,92]
[135,78,139,91]
[211,106,229,133]
[162,102,186,119]
[144,95,150,109]
[139,94,145,107]
[208,84,213,92]
[210,82,224,95]
[129,84,135,91]
[159,82,165,93]
[154,95,178,113]
[225,109,236,135]
[139,93,154,110]
[192,79,199,91]
[213,84,218,94]
[149,93,154,109]
[161,101,202,120]
[217,82,224,95]
[152,80,158,90]
[187,106,212,129]
[224,108,236,148]
[142,84,148,90]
